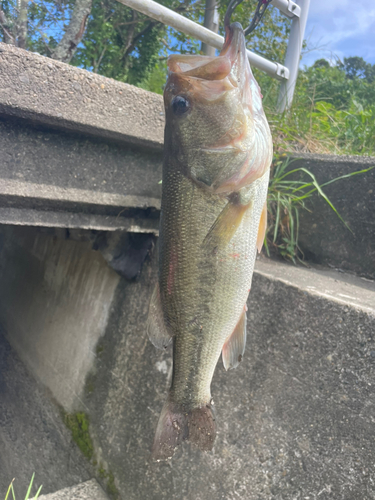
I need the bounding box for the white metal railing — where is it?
[115,0,310,111]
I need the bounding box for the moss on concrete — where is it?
[63,410,119,499]
[106,472,119,498]
[96,343,105,357]
[97,466,119,499]
[64,412,94,461]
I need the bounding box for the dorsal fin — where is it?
[222,305,247,370]
[147,283,173,349]
[257,202,267,253]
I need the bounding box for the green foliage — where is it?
[71,0,166,85]
[218,1,290,62]
[4,474,42,500]
[1,0,73,54]
[265,58,375,156]
[343,56,375,83]
[137,60,168,94]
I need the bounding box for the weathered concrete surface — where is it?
[82,252,375,500]
[287,153,375,279]
[0,117,162,232]
[37,480,109,500]
[0,43,164,149]
[0,225,120,411]
[1,224,374,498]
[0,330,92,499]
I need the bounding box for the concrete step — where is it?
[255,256,375,314]
[37,480,109,500]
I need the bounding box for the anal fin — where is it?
[222,306,247,370]
[257,202,267,253]
[147,283,173,349]
[203,200,252,250]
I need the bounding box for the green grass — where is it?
[4,474,42,500]
[267,100,375,158]
[266,156,374,263]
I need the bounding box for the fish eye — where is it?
[172,95,191,116]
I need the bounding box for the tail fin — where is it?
[151,398,216,461]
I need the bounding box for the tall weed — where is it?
[4,474,42,500]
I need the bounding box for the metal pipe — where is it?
[201,0,219,56]
[277,0,310,111]
[271,0,301,19]
[116,0,289,80]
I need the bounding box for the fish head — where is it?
[163,22,272,193]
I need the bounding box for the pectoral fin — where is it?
[147,283,173,349]
[222,306,247,370]
[257,202,267,253]
[203,201,252,250]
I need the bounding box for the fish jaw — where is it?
[163,22,272,196]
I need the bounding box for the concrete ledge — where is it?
[255,257,375,314]
[0,117,162,232]
[37,480,109,500]
[0,43,164,149]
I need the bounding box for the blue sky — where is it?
[301,0,375,67]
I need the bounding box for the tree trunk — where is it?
[17,0,28,49]
[201,0,219,56]
[0,9,16,45]
[51,0,92,63]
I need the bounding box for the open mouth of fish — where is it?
[164,22,270,195]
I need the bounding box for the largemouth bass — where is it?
[147,21,273,460]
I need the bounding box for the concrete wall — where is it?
[0,118,161,233]
[0,329,93,498]
[1,223,373,499]
[0,225,119,410]
[82,249,375,500]
[288,154,375,280]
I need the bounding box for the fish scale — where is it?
[147,22,272,460]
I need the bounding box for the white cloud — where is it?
[300,0,375,66]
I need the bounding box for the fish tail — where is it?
[151,396,216,461]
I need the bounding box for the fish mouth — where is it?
[167,23,248,89]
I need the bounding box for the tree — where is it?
[0,0,90,59]
[0,6,15,44]
[51,0,92,63]
[312,58,329,69]
[343,56,375,83]
[71,0,165,84]
[0,0,290,91]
